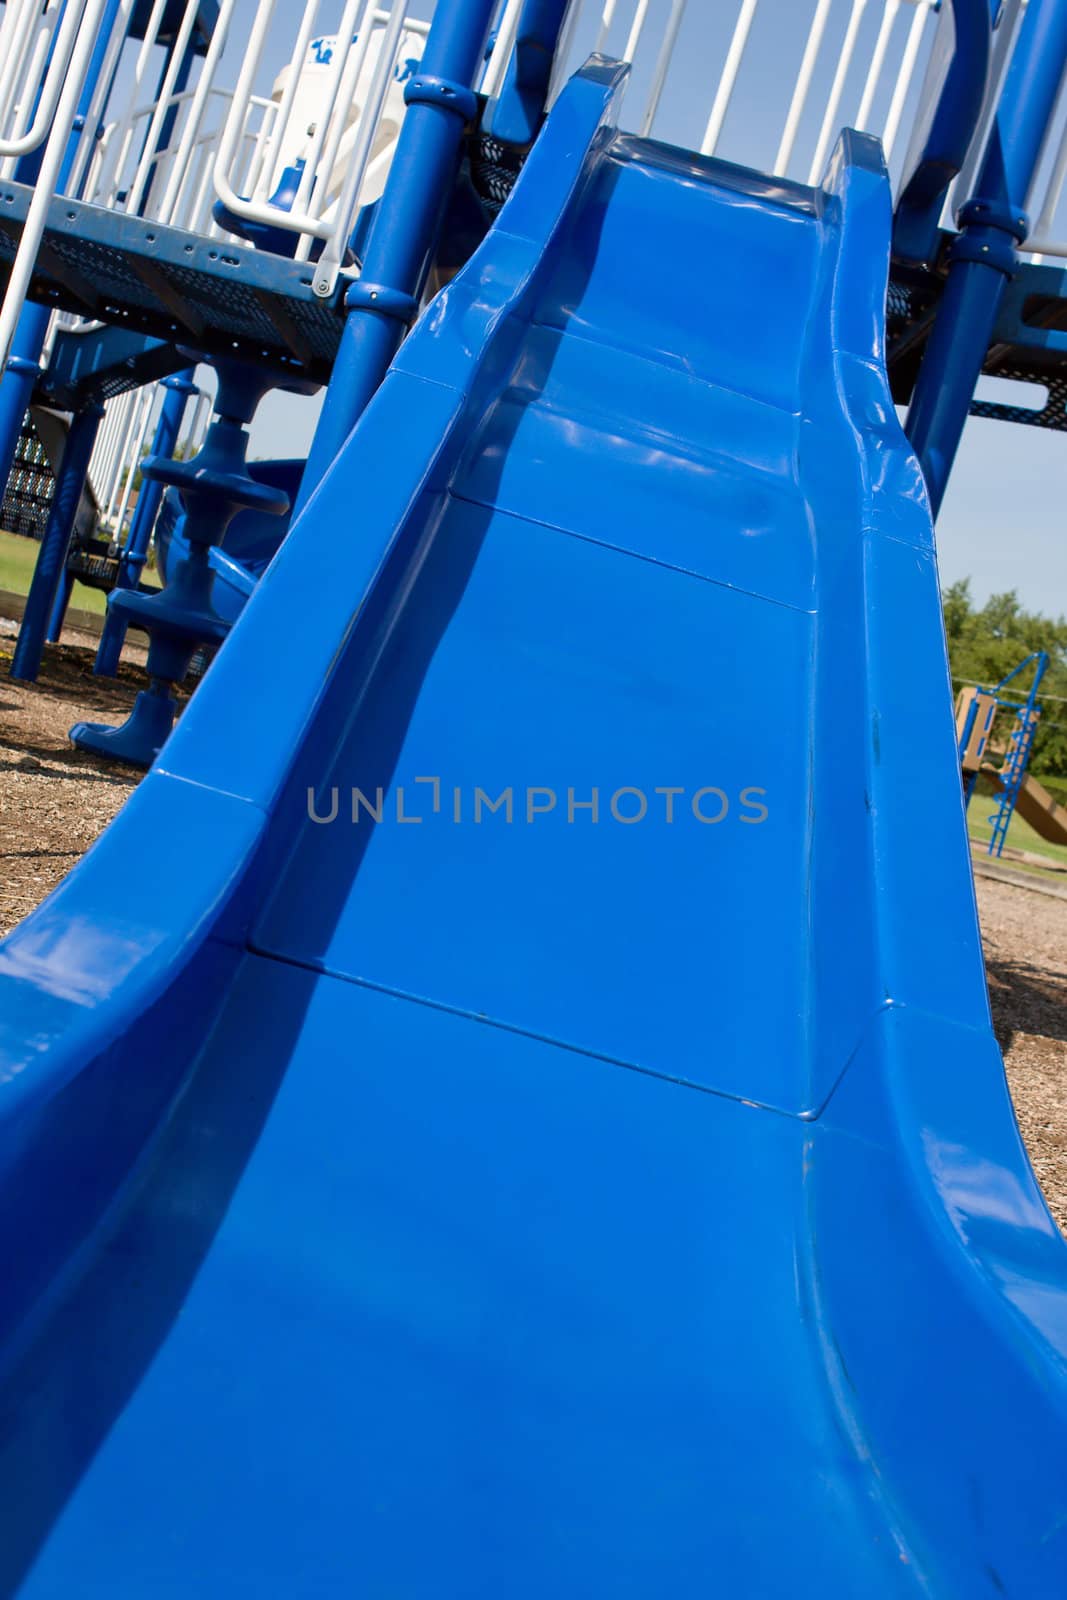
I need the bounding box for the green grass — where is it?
[0,528,107,617]
[968,800,1067,869]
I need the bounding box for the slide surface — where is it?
[1,61,1066,1599]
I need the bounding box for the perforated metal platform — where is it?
[0,183,346,383]
[887,246,1067,431]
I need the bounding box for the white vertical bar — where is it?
[156,0,236,223]
[594,0,619,54]
[95,0,169,205]
[856,0,901,131]
[623,0,650,62]
[701,0,758,158]
[0,0,75,173]
[288,0,369,218]
[0,11,57,180]
[308,0,380,220]
[0,0,46,134]
[103,394,141,526]
[252,0,320,201]
[210,0,280,205]
[66,0,136,197]
[1024,59,1067,260]
[774,0,833,176]
[184,389,212,457]
[482,0,525,100]
[183,138,214,230]
[0,0,108,374]
[640,0,688,137]
[89,400,121,504]
[547,0,585,104]
[242,97,279,213]
[950,0,1024,214]
[112,389,160,541]
[314,0,409,279]
[126,0,201,213]
[808,0,868,182]
[881,0,932,160]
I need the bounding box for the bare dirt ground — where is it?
[1,637,1065,1234]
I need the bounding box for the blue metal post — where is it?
[46,567,77,643]
[94,368,198,676]
[295,0,498,513]
[0,310,53,505]
[0,0,129,529]
[9,404,102,680]
[905,0,1067,516]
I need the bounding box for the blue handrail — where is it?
[893,0,993,265]
[483,0,571,146]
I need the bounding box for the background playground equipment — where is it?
[3,3,1067,1596]
[956,651,1067,856]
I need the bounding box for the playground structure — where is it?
[2,2,1067,1595]
[956,650,1067,855]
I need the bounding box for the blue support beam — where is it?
[294,0,498,514]
[9,405,103,681]
[46,569,77,645]
[905,0,1067,516]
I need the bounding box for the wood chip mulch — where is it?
[1,637,1065,1235]
[0,629,145,933]
[980,876,1067,1232]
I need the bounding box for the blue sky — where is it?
[224,0,1067,616]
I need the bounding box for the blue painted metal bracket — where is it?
[404,73,479,122]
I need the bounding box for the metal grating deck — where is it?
[0,183,347,383]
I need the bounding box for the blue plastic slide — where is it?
[1,62,1065,1598]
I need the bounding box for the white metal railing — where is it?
[539,0,952,193]
[209,0,443,294]
[0,0,115,375]
[0,0,82,164]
